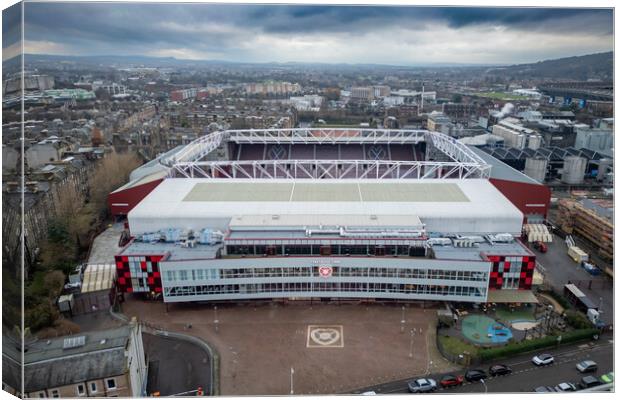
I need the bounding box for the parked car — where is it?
[534,386,557,392]
[361,391,377,395]
[579,376,602,389]
[408,378,437,393]
[554,382,577,392]
[576,360,598,373]
[600,372,614,384]
[439,374,464,388]
[532,354,554,366]
[489,364,512,376]
[533,241,548,253]
[465,369,487,382]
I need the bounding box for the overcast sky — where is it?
[2,2,614,65]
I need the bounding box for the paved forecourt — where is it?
[122,299,452,395]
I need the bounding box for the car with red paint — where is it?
[439,374,464,388]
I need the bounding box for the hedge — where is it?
[479,328,600,361]
[564,310,592,329]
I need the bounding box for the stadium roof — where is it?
[469,146,540,185]
[128,178,524,235]
[480,146,611,162]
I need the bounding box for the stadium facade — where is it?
[109,129,550,304]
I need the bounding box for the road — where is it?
[354,335,613,394]
[143,332,212,396]
[534,233,613,324]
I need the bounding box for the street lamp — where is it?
[290,367,295,395]
[213,305,219,332]
[409,328,415,358]
[401,305,406,333]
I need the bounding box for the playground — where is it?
[461,315,513,344]
[452,304,546,346]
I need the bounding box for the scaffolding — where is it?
[557,199,613,262]
[572,202,613,262]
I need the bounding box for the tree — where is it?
[452,94,463,103]
[43,270,66,299]
[88,151,141,218]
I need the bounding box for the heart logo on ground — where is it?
[310,328,340,346]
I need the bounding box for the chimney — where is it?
[5,182,19,193]
[25,181,38,193]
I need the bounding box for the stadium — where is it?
[108,128,551,304]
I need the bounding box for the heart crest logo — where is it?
[310,328,341,346]
[318,266,332,278]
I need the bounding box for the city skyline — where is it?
[2,2,614,66]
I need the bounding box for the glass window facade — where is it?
[160,259,489,303]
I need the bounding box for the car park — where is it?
[408,378,437,393]
[439,375,464,388]
[554,382,577,392]
[489,364,512,376]
[532,354,554,366]
[600,372,614,384]
[465,369,487,382]
[576,360,598,373]
[579,376,602,389]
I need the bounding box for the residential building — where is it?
[2,322,147,398]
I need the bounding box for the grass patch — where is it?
[438,334,480,357]
[28,271,48,298]
[475,92,529,101]
[495,306,537,322]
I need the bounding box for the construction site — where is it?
[555,195,613,277]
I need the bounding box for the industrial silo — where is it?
[524,157,548,183]
[561,156,587,184]
[597,158,613,181]
[527,135,543,150]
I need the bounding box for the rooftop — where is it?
[3,326,133,392]
[81,264,116,293]
[183,181,470,203]
[128,178,524,235]
[432,240,533,261]
[469,146,541,185]
[119,240,221,260]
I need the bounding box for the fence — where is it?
[435,326,479,366]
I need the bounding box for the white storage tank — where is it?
[561,156,587,184]
[527,135,542,150]
[597,158,612,181]
[524,157,548,183]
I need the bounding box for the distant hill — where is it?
[3,51,613,80]
[486,52,613,81]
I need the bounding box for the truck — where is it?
[581,261,601,276]
[568,246,588,263]
[586,309,605,329]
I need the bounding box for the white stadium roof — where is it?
[128,178,524,235]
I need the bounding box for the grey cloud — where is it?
[9,2,614,64]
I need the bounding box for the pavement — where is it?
[87,222,125,264]
[121,299,455,395]
[355,333,613,394]
[533,233,613,324]
[143,332,211,396]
